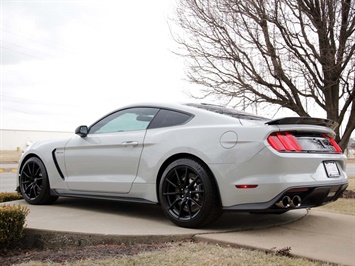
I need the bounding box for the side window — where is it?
[89,108,159,134]
[149,109,193,129]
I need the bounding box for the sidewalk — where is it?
[196,210,355,265]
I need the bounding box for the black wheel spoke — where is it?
[25,183,34,194]
[26,164,32,176]
[190,189,204,194]
[178,200,186,218]
[190,198,202,208]
[31,186,37,198]
[174,168,183,186]
[22,171,31,179]
[34,184,41,196]
[27,182,39,198]
[31,163,36,176]
[183,167,189,185]
[163,191,181,196]
[187,175,199,189]
[34,167,41,177]
[187,200,193,218]
[166,178,178,188]
[168,197,181,210]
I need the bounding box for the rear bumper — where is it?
[211,144,348,207]
[224,182,348,212]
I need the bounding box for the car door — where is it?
[64,107,159,193]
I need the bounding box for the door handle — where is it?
[121,141,139,147]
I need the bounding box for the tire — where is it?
[19,157,58,205]
[159,158,222,228]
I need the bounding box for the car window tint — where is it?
[90,108,159,134]
[149,109,192,129]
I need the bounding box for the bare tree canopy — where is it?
[173,0,355,150]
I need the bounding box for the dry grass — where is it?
[92,243,329,266]
[346,178,355,191]
[316,177,354,215]
[0,150,22,163]
[16,242,331,266]
[317,198,355,215]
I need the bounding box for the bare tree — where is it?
[173,0,355,150]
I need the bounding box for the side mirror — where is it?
[75,125,88,137]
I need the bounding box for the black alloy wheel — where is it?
[159,158,222,228]
[20,157,58,205]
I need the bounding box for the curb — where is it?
[0,168,17,173]
[23,228,194,249]
[20,227,330,266]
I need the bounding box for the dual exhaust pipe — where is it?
[275,195,302,209]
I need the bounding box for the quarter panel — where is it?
[135,123,271,185]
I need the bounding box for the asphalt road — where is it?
[346,162,355,176]
[0,172,17,193]
[1,162,354,193]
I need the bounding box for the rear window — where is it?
[148,109,193,129]
[186,103,267,121]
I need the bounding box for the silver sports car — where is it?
[17,102,348,228]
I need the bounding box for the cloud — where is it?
[1,0,196,131]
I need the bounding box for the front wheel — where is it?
[159,158,222,228]
[20,157,58,205]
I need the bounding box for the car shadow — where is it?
[51,197,307,231]
[53,197,166,221]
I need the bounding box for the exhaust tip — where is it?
[290,195,302,208]
[275,196,291,208]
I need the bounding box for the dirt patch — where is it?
[0,229,193,265]
[0,243,173,265]
[0,150,22,163]
[343,189,355,199]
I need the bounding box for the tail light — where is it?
[267,132,342,153]
[322,134,342,153]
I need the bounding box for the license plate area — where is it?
[323,161,340,178]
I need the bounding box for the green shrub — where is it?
[0,204,30,249]
[0,192,23,203]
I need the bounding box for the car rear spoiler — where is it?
[265,117,338,130]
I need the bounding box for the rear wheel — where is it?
[159,158,222,228]
[20,157,58,205]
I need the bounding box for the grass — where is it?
[317,198,355,215]
[316,177,355,215]
[346,177,355,191]
[16,242,332,266]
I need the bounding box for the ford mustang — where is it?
[17,102,348,228]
